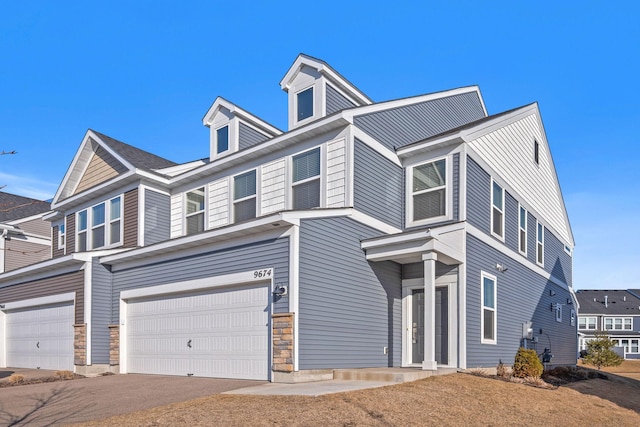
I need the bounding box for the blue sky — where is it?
[0,2,638,289]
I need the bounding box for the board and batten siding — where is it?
[143,189,170,246]
[353,138,403,229]
[91,258,112,364]
[353,92,485,152]
[123,188,138,248]
[326,84,357,115]
[326,138,346,208]
[261,159,286,214]
[74,146,127,195]
[4,239,50,272]
[298,217,402,369]
[465,234,576,367]
[0,270,85,324]
[110,237,290,322]
[467,113,572,245]
[239,122,269,151]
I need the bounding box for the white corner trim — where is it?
[288,225,300,372]
[1,292,75,311]
[84,260,92,365]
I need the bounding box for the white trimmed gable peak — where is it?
[280,54,373,131]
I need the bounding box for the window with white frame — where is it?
[518,205,527,255]
[296,87,314,122]
[555,304,562,323]
[234,170,257,223]
[216,125,229,154]
[579,337,595,351]
[185,187,205,235]
[411,159,446,223]
[611,339,639,354]
[481,272,497,344]
[76,196,123,251]
[570,309,576,327]
[292,147,321,209]
[604,317,633,331]
[58,222,66,250]
[491,180,504,239]
[536,221,544,266]
[578,316,597,330]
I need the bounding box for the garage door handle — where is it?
[36,341,39,349]
[187,339,192,348]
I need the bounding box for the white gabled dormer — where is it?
[280,54,373,130]
[202,97,282,162]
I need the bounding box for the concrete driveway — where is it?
[0,369,263,426]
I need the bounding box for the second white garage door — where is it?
[126,283,269,380]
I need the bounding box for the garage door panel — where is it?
[126,283,269,380]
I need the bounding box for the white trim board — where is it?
[1,292,75,310]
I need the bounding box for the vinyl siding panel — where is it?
[0,270,85,324]
[239,122,269,151]
[170,193,182,238]
[326,84,356,115]
[110,237,289,322]
[545,228,572,287]
[465,234,576,367]
[466,156,491,235]
[66,213,76,253]
[143,189,170,245]
[123,188,138,248]
[208,178,230,228]
[52,225,64,258]
[353,92,485,151]
[298,217,402,369]
[452,153,460,222]
[4,239,50,271]
[74,146,127,195]
[91,258,112,364]
[401,262,458,281]
[14,218,50,236]
[326,138,346,208]
[504,191,519,254]
[354,138,403,228]
[261,159,286,214]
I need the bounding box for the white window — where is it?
[233,170,257,223]
[632,339,640,354]
[76,196,123,251]
[536,221,544,266]
[410,159,447,224]
[292,148,321,209]
[564,245,572,255]
[58,222,66,250]
[491,180,504,239]
[185,187,205,235]
[296,87,314,122]
[578,316,597,330]
[555,304,562,323]
[570,309,576,327]
[481,272,497,344]
[216,125,229,154]
[518,205,527,255]
[604,317,633,331]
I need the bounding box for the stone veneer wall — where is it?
[74,324,86,365]
[272,313,294,372]
[108,325,120,366]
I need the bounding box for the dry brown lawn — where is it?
[74,362,640,427]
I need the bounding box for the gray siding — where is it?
[465,234,577,367]
[298,217,402,369]
[466,156,491,235]
[239,122,269,151]
[326,84,356,115]
[545,228,572,287]
[353,92,485,151]
[110,237,289,321]
[4,238,50,271]
[402,262,458,281]
[144,189,170,245]
[353,138,403,229]
[504,191,519,254]
[527,211,538,265]
[91,258,112,364]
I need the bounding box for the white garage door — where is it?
[126,283,269,380]
[6,302,75,371]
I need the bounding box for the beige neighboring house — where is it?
[0,192,52,273]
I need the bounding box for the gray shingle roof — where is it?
[576,290,640,315]
[91,130,177,171]
[0,192,50,222]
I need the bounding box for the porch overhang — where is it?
[361,223,465,265]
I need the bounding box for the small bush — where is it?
[496,360,510,378]
[512,347,543,378]
[7,374,25,384]
[55,370,74,380]
[466,367,489,376]
[583,334,623,369]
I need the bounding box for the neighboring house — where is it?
[0,54,576,381]
[576,290,640,359]
[0,192,51,273]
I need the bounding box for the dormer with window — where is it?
[202,97,282,161]
[280,54,373,130]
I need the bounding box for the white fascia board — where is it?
[52,132,95,204]
[202,97,282,136]
[135,169,171,184]
[460,104,537,142]
[154,160,207,177]
[7,212,52,226]
[396,135,465,158]
[363,227,465,264]
[0,255,82,284]
[361,222,465,249]
[51,171,136,210]
[343,86,483,120]
[89,130,136,171]
[352,128,401,166]
[1,292,75,310]
[281,208,402,234]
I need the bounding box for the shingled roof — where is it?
[0,192,50,222]
[576,290,640,315]
[91,130,177,171]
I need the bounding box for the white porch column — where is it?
[422,252,437,371]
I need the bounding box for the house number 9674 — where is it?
[254,269,272,278]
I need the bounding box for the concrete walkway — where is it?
[224,379,392,396]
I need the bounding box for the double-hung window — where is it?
[216,125,229,154]
[555,304,562,323]
[296,87,314,122]
[491,180,504,239]
[518,205,527,255]
[58,222,66,250]
[292,148,321,209]
[481,272,497,344]
[578,316,597,330]
[604,317,633,331]
[536,222,544,266]
[234,170,257,222]
[185,187,205,235]
[76,196,123,251]
[411,159,446,222]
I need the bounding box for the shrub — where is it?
[583,334,623,370]
[496,359,510,378]
[55,370,75,380]
[512,347,543,378]
[7,374,25,384]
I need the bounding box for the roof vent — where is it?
[605,295,608,309]
[624,296,627,302]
